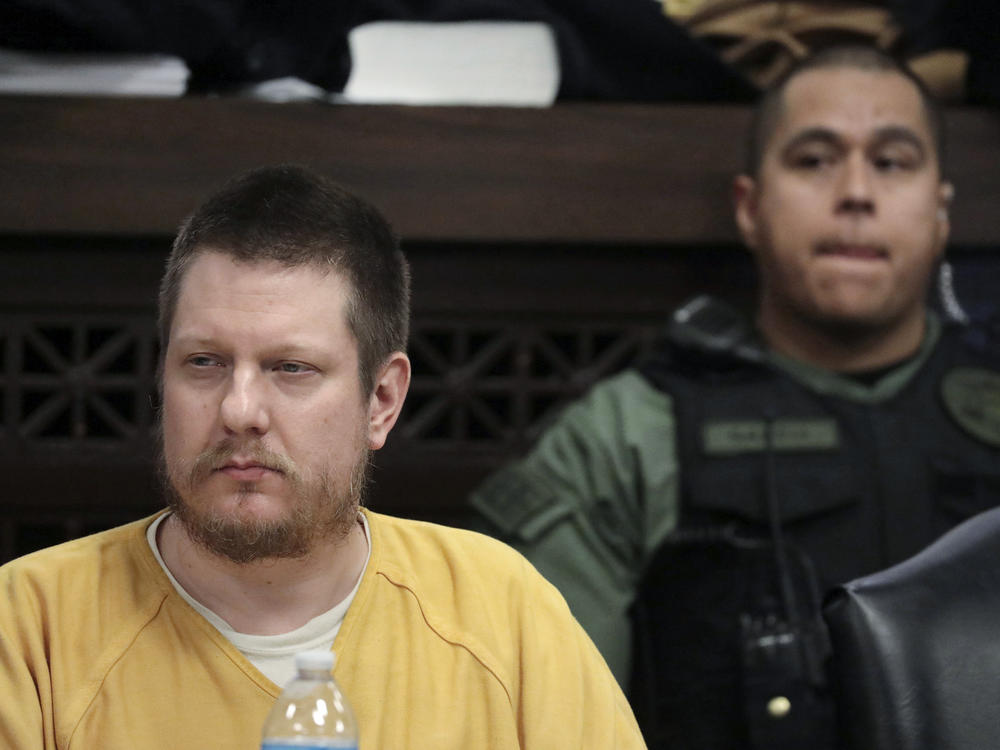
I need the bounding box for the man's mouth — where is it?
[815,241,889,260]
[216,459,280,482]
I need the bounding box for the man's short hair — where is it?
[158,164,410,395]
[745,45,946,176]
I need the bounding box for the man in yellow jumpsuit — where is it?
[0,165,645,750]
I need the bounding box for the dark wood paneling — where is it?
[0,96,744,242]
[3,97,999,245]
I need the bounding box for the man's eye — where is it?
[790,152,832,170]
[873,152,917,172]
[277,362,311,374]
[188,355,220,367]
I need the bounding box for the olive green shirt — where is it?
[469,316,943,684]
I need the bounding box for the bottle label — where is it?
[261,743,358,750]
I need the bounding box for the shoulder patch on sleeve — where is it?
[470,470,572,542]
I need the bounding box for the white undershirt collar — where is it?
[147,511,371,686]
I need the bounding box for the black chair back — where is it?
[823,506,1000,750]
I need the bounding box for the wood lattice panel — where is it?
[3,316,158,444]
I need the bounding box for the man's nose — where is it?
[219,366,270,436]
[835,152,876,216]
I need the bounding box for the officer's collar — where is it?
[764,313,942,404]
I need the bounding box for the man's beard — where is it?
[159,436,371,564]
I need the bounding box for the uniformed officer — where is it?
[469,44,1000,749]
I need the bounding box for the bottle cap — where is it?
[295,650,336,672]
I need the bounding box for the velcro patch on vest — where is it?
[941,367,1000,449]
[701,418,839,455]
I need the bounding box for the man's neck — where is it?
[156,513,369,635]
[757,305,928,373]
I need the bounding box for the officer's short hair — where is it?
[745,45,946,176]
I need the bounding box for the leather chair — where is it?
[822,506,1000,750]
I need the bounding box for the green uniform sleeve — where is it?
[469,369,680,684]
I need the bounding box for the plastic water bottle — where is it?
[260,650,359,749]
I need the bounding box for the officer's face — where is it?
[734,67,951,337]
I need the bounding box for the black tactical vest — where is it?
[628,297,1000,750]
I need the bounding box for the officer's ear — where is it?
[935,181,954,253]
[732,174,760,251]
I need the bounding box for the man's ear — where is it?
[732,174,760,251]
[935,181,954,255]
[367,352,411,450]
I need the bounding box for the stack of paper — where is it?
[0,20,560,106]
[340,21,560,106]
[0,48,189,96]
